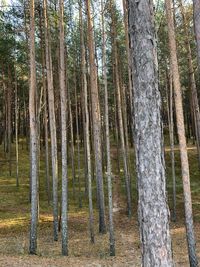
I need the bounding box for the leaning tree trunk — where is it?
[193,0,200,70]
[85,0,106,234]
[128,0,173,265]
[29,0,38,254]
[165,0,198,265]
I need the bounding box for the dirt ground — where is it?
[0,146,200,266]
[0,209,199,266]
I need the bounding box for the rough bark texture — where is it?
[128,0,173,265]
[59,0,68,256]
[165,0,198,265]
[85,0,106,234]
[29,0,38,254]
[193,0,200,70]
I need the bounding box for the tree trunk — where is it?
[165,0,198,265]
[128,0,173,265]
[39,4,50,204]
[193,0,200,70]
[29,0,38,254]
[110,0,132,218]
[59,0,68,255]
[122,0,134,143]
[14,67,19,187]
[85,0,106,234]
[166,71,176,221]
[179,0,200,167]
[80,4,95,243]
[43,0,59,241]
[101,0,115,255]
[74,71,82,208]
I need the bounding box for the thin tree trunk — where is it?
[179,0,200,167]
[85,0,106,234]
[15,67,19,187]
[165,0,198,265]
[7,68,12,176]
[101,0,115,256]
[39,5,50,204]
[193,0,200,70]
[122,0,134,143]
[68,91,76,198]
[80,4,94,243]
[59,0,68,255]
[110,0,132,218]
[43,0,59,241]
[29,0,38,254]
[74,71,82,208]
[166,71,176,221]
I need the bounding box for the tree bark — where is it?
[179,0,200,167]
[80,3,95,243]
[43,0,59,241]
[193,0,200,70]
[101,0,115,255]
[59,0,68,255]
[128,0,173,265]
[29,0,38,254]
[85,0,106,234]
[110,0,132,218]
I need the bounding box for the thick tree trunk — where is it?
[85,0,106,234]
[29,0,38,254]
[128,0,173,265]
[165,0,198,265]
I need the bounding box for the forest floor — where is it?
[0,143,200,266]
